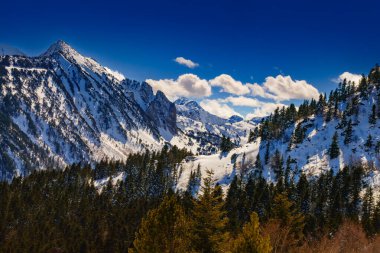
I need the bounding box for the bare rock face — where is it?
[146,90,177,137]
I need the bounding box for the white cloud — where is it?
[246,103,287,119]
[249,75,320,102]
[200,99,241,119]
[146,74,212,101]
[209,74,250,95]
[174,57,199,68]
[335,72,362,85]
[221,96,286,119]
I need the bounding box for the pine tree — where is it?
[369,104,377,125]
[186,164,201,196]
[264,143,270,165]
[131,196,192,253]
[372,200,380,234]
[369,63,380,87]
[376,141,380,154]
[254,153,263,178]
[284,156,292,189]
[268,193,305,252]
[344,119,353,145]
[296,173,310,214]
[293,123,306,145]
[220,135,234,153]
[365,134,373,150]
[191,170,229,253]
[231,212,272,253]
[358,74,368,98]
[362,187,374,236]
[225,176,246,233]
[270,150,284,185]
[329,132,340,159]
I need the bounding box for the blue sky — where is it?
[1,0,380,118]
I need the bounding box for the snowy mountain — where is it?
[175,71,380,194]
[175,97,257,155]
[0,41,254,180]
[0,40,180,179]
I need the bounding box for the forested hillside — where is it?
[1,145,380,252]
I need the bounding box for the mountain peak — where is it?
[41,40,77,57]
[174,97,202,109]
[228,115,244,123]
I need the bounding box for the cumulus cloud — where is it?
[147,72,318,119]
[246,103,287,119]
[209,74,250,95]
[220,96,286,119]
[146,74,211,101]
[199,99,241,119]
[174,57,199,68]
[335,72,362,85]
[249,75,320,102]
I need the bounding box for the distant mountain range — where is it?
[0,41,254,180]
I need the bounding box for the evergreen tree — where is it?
[284,156,292,189]
[358,74,368,98]
[293,123,306,145]
[231,212,272,253]
[344,119,353,145]
[269,193,305,252]
[270,150,284,188]
[225,176,246,233]
[191,170,229,253]
[264,143,270,165]
[369,63,380,86]
[220,135,234,153]
[365,134,373,150]
[131,196,192,253]
[254,153,263,177]
[362,187,374,236]
[329,132,340,159]
[369,104,377,125]
[186,164,202,196]
[372,200,380,234]
[375,141,380,154]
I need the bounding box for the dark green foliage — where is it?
[344,119,353,145]
[0,146,191,252]
[369,104,377,124]
[186,163,202,195]
[220,135,234,153]
[190,170,229,253]
[362,187,375,236]
[365,134,373,150]
[358,74,369,98]
[292,123,306,145]
[0,65,7,76]
[329,131,340,159]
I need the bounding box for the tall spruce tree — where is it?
[191,170,229,253]
[344,119,353,145]
[362,187,374,236]
[329,131,340,159]
[369,104,377,125]
[231,212,272,253]
[131,196,192,253]
[365,134,373,150]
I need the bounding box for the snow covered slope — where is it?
[0,41,178,179]
[176,73,380,194]
[175,97,257,155]
[0,41,257,180]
